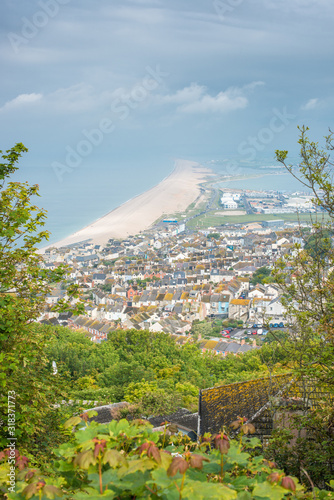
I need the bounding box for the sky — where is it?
[1,0,334,242]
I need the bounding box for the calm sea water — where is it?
[30,155,307,247]
[218,172,311,193]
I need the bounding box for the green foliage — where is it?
[1,416,330,499]
[0,144,84,456]
[45,325,282,413]
[303,228,332,260]
[274,128,334,391]
[250,266,272,285]
[266,405,334,490]
[271,127,334,491]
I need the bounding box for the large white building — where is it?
[222,199,238,209]
[221,192,239,209]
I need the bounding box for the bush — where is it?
[1,415,331,499]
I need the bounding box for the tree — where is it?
[303,228,332,260]
[0,144,83,453]
[274,127,334,394]
[251,266,272,285]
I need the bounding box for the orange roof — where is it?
[230,299,250,306]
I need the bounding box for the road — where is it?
[184,184,219,227]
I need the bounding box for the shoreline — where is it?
[43,159,213,249]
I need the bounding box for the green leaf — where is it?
[226,445,250,467]
[73,450,96,469]
[103,449,126,468]
[182,481,237,499]
[231,475,257,490]
[118,457,154,477]
[87,410,98,418]
[243,437,262,449]
[149,467,175,490]
[237,492,252,500]
[113,470,151,496]
[202,461,221,474]
[64,416,82,429]
[43,484,64,499]
[252,481,286,500]
[72,486,117,499]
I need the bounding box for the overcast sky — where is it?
[0,0,333,238]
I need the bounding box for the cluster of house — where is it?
[39,223,302,349]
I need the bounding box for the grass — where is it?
[187,212,331,229]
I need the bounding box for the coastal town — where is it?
[39,185,319,357]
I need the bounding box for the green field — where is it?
[186,212,331,229]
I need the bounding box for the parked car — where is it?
[257,328,263,335]
[251,330,257,335]
[246,330,252,335]
[278,322,284,328]
[222,333,230,338]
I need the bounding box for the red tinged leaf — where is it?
[231,416,248,429]
[36,480,46,491]
[267,472,281,484]
[1,448,20,458]
[214,434,230,454]
[189,454,209,469]
[25,470,37,481]
[137,441,161,463]
[167,457,189,477]
[147,443,161,463]
[80,412,89,423]
[281,476,296,492]
[263,459,277,469]
[241,423,256,435]
[136,441,150,455]
[230,420,241,430]
[92,438,107,458]
[16,455,29,470]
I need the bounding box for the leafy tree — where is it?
[271,128,334,488]
[0,144,83,453]
[303,228,332,259]
[275,127,334,393]
[251,266,272,285]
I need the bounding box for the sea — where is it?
[15,154,308,247]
